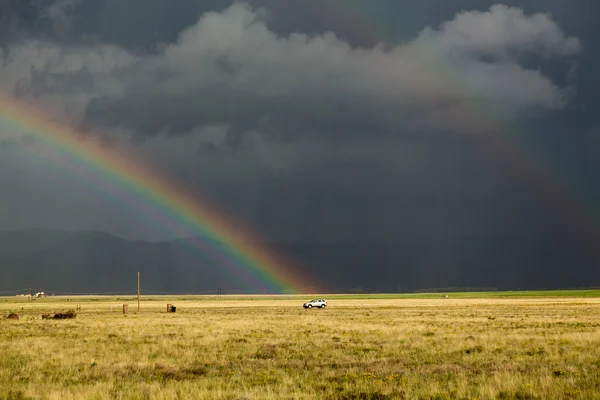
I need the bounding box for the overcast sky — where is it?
[0,0,599,244]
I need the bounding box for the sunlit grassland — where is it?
[1,295,600,399]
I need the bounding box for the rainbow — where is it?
[301,3,600,244]
[0,96,317,294]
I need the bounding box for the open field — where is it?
[1,294,600,399]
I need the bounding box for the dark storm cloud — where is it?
[0,0,28,60]
[2,1,600,293]
[0,0,597,244]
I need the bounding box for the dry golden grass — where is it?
[1,296,600,399]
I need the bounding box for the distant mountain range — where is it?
[1,229,599,294]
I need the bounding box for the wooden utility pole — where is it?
[137,271,141,312]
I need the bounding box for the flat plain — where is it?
[1,293,600,399]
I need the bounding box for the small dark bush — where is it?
[53,310,77,319]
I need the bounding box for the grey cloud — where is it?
[66,3,579,145]
[415,4,580,59]
[0,1,598,292]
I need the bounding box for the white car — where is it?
[303,299,327,309]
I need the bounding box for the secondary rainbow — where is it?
[302,2,600,244]
[0,96,317,294]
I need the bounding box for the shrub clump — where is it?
[53,310,77,319]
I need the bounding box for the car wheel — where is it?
[320,305,325,308]
[307,304,312,309]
